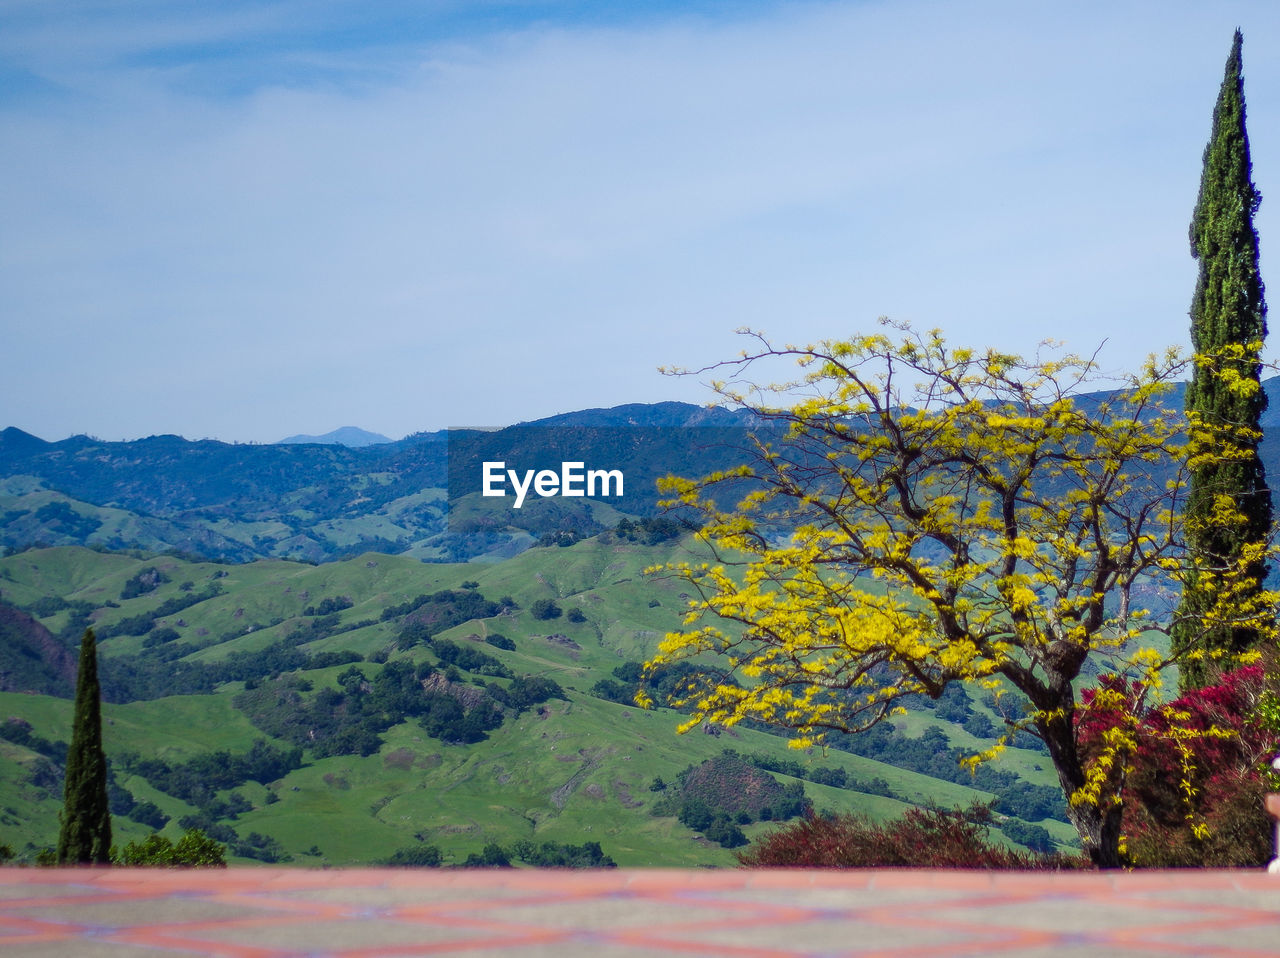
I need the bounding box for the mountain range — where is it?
[6,381,1280,566]
[0,402,765,564]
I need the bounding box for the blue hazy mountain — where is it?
[278,426,394,447]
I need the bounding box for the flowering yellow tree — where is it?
[646,321,1275,868]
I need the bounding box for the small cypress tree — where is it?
[56,628,112,864]
[1173,29,1273,690]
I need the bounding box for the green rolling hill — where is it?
[0,539,1073,866]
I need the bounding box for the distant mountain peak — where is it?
[278,426,393,448]
[0,426,51,457]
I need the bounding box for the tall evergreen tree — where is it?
[1173,29,1273,690]
[56,628,112,864]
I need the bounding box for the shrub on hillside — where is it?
[115,740,303,806]
[511,839,616,867]
[999,818,1057,854]
[127,799,169,831]
[432,639,512,677]
[233,831,291,863]
[387,589,503,646]
[453,840,616,868]
[530,599,562,620]
[120,566,169,600]
[589,678,634,705]
[463,842,512,867]
[613,516,682,545]
[386,844,443,867]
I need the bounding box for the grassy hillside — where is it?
[0,541,1072,865]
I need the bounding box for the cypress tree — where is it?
[56,628,112,864]
[1173,29,1273,689]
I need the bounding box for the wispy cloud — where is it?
[2,1,1279,441]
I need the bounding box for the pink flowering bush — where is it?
[1078,664,1280,867]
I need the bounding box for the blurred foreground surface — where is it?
[1,866,1278,957]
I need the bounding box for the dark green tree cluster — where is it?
[462,839,615,868]
[386,844,444,866]
[385,588,503,645]
[529,598,562,621]
[383,839,615,868]
[431,639,512,677]
[119,566,169,600]
[98,637,360,702]
[826,725,1066,823]
[1174,29,1274,689]
[658,752,810,848]
[235,659,563,755]
[612,516,682,545]
[97,585,224,641]
[301,595,353,616]
[31,501,103,541]
[733,749,895,798]
[114,740,303,809]
[590,659,723,710]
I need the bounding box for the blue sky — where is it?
[3,1,1280,443]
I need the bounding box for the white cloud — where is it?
[3,0,1280,440]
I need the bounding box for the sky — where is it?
[4,0,1280,444]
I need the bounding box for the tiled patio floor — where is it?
[1,867,1278,957]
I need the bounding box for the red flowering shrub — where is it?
[1078,664,1279,867]
[737,804,1087,869]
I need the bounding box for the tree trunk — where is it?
[1036,699,1124,868]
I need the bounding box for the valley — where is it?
[5,396,1195,865]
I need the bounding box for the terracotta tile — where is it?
[2,867,1279,957]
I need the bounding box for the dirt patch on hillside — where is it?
[382,748,441,771]
[383,748,415,770]
[550,748,603,809]
[613,781,644,809]
[543,634,581,658]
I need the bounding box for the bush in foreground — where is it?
[737,805,1087,869]
[1078,663,1280,867]
[114,829,227,867]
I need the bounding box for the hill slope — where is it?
[0,541,1072,865]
